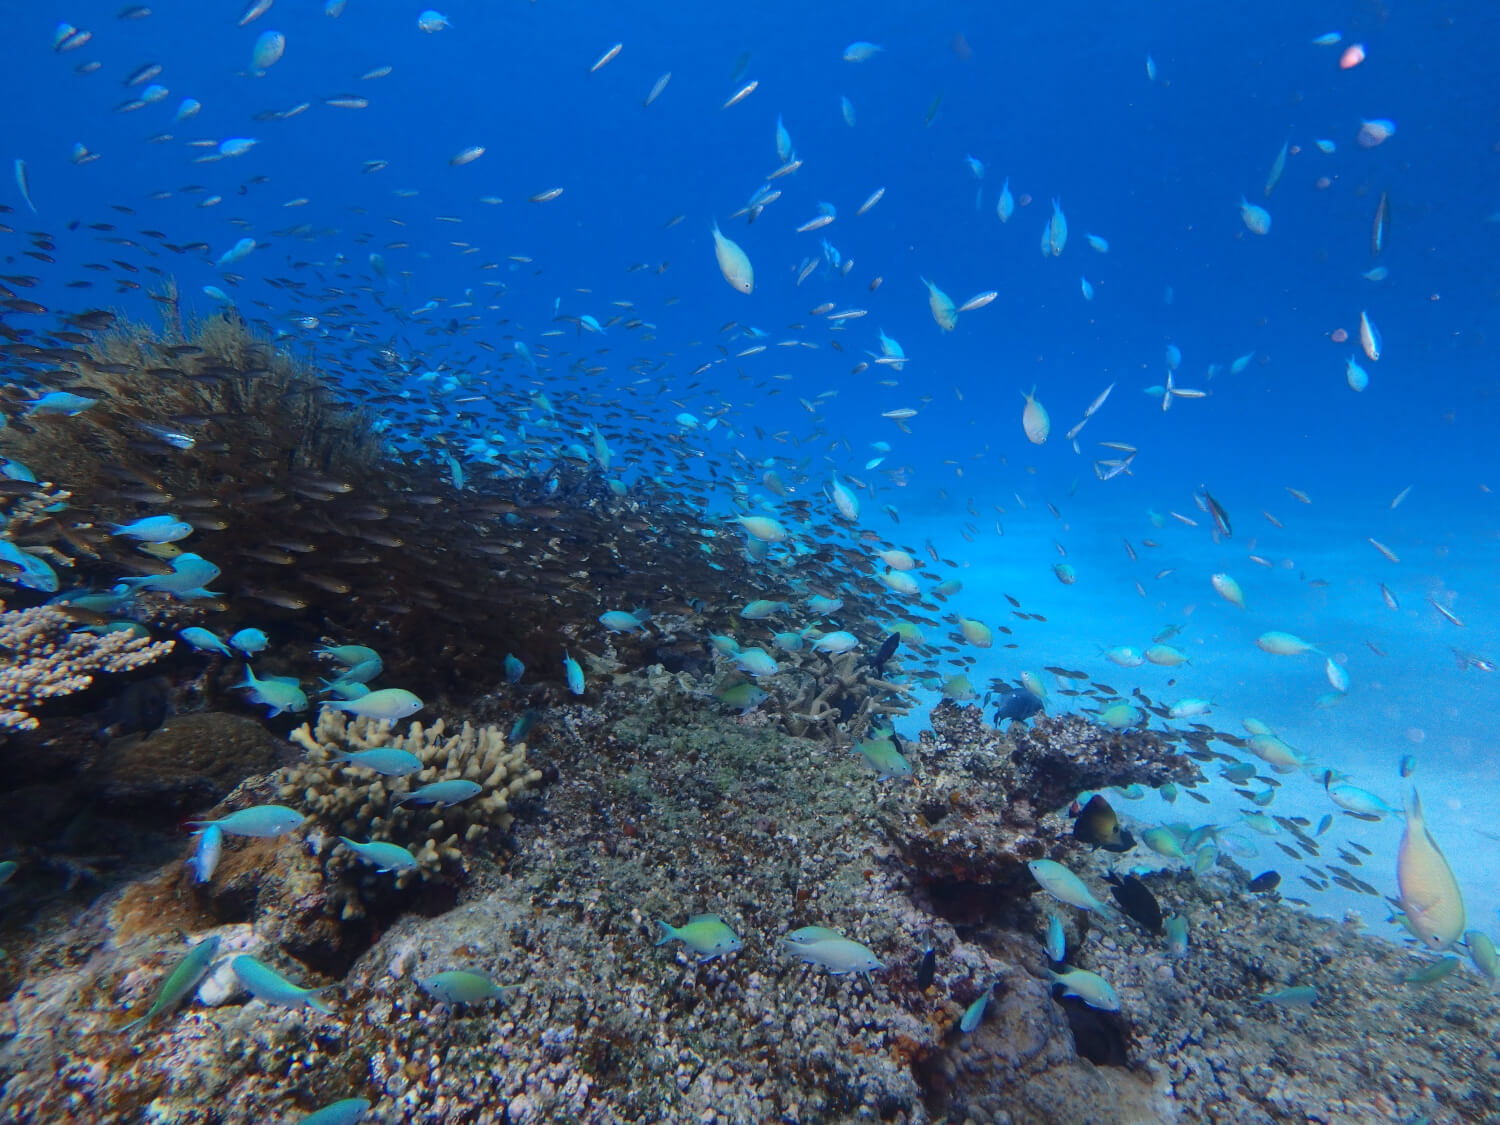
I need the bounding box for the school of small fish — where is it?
[1,3,1495,1087]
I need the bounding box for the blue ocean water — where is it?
[3,0,1497,945]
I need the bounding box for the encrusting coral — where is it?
[0,602,174,730]
[281,709,542,900]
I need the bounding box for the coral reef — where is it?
[17,675,1469,1125]
[877,701,1201,915]
[0,311,908,706]
[0,602,173,730]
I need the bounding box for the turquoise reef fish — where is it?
[189,804,303,838]
[316,644,380,667]
[231,955,335,1013]
[237,667,307,716]
[396,779,482,807]
[325,688,422,721]
[1258,985,1317,1007]
[852,736,911,781]
[419,970,512,1006]
[0,540,59,592]
[228,627,268,655]
[1047,966,1119,1010]
[599,608,649,632]
[785,936,883,975]
[327,747,423,776]
[1028,859,1121,921]
[120,935,221,1031]
[563,650,585,694]
[960,985,992,1032]
[108,515,193,543]
[296,1099,371,1125]
[179,627,233,656]
[190,824,222,884]
[655,914,742,962]
[116,552,220,599]
[337,837,420,873]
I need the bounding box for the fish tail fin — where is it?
[653,921,676,946]
[306,989,336,1015]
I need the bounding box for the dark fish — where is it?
[1106,873,1163,935]
[993,688,1044,727]
[1371,190,1389,256]
[870,631,899,674]
[1247,870,1281,893]
[915,946,935,991]
[1202,490,1232,538]
[98,676,170,740]
[1072,795,1134,853]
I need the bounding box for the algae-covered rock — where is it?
[83,711,294,815]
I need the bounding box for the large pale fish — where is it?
[1397,788,1465,950]
[711,222,754,294]
[1239,196,1271,235]
[921,277,957,331]
[1021,387,1049,444]
[1046,197,1067,255]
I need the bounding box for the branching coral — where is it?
[775,649,916,744]
[0,602,174,730]
[279,709,542,913]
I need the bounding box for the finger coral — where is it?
[0,601,174,730]
[281,708,542,909]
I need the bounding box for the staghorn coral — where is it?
[280,709,542,914]
[0,602,174,730]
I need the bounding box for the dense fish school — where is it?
[0,3,1496,1124]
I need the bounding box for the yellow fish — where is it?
[1397,787,1465,950]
